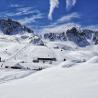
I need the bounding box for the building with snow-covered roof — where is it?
[33,57,56,64]
[32,46,56,64]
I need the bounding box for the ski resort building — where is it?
[33,57,56,64]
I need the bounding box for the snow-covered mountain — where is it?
[0,0,98,98]
[43,27,98,47]
[0,18,44,46]
[1,18,98,47]
[0,19,98,98]
[0,18,34,35]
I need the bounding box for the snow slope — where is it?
[0,69,33,84]
[0,60,98,98]
[0,28,98,98]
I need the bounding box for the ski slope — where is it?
[0,60,98,98]
[0,34,98,98]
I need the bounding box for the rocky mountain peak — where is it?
[43,27,98,47]
[0,18,34,35]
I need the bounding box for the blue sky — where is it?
[0,0,98,32]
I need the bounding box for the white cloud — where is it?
[57,12,80,23]
[10,4,19,7]
[48,0,59,20]
[47,12,80,27]
[17,7,32,12]
[48,0,77,20]
[19,13,44,24]
[83,25,98,31]
[3,7,44,25]
[4,7,36,17]
[42,12,80,33]
[41,23,80,33]
[66,0,77,11]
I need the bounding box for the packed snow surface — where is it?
[0,61,98,98]
[0,34,98,98]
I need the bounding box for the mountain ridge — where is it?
[1,18,98,47]
[43,27,98,47]
[0,18,34,35]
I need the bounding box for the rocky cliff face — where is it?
[0,18,33,35]
[43,27,98,47]
[66,27,90,47]
[0,18,44,46]
[1,18,98,47]
[44,32,67,41]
